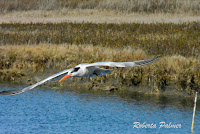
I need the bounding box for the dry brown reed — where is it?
[0,44,199,94]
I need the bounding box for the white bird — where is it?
[0,56,160,96]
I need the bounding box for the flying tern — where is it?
[0,56,160,96]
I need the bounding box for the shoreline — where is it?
[1,77,199,98]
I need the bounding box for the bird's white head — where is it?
[59,67,81,82]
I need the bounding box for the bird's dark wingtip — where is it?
[0,90,21,96]
[153,56,161,61]
[156,55,161,58]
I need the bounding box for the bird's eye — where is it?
[72,67,80,73]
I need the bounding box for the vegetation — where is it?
[0,44,199,95]
[0,0,200,15]
[0,22,199,57]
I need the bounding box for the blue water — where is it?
[0,83,199,134]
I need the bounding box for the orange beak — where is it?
[59,74,72,83]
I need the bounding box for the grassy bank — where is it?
[0,22,200,57]
[0,44,199,95]
[1,0,200,15]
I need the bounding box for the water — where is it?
[0,83,199,134]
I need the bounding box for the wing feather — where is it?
[86,56,160,68]
[0,68,72,96]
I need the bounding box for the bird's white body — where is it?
[74,63,97,77]
[0,56,160,96]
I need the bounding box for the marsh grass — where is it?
[0,44,199,94]
[0,22,200,57]
[0,21,199,94]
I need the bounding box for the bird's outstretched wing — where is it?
[86,56,160,68]
[0,68,73,96]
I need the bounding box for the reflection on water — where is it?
[0,83,199,134]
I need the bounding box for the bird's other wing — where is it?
[89,68,113,77]
[0,68,73,96]
[86,56,160,68]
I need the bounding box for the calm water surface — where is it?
[0,83,199,134]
